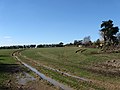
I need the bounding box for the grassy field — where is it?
[0,49,17,89]
[0,49,57,90]
[19,47,120,90]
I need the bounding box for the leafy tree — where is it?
[73,40,82,46]
[117,32,120,42]
[65,43,73,46]
[74,40,78,46]
[116,32,120,47]
[30,45,36,48]
[82,36,92,47]
[96,39,100,45]
[58,42,64,47]
[83,36,91,43]
[100,20,119,50]
[37,44,44,48]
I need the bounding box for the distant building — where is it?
[78,45,82,48]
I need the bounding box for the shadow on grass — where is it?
[0,55,10,57]
[0,64,22,73]
[0,59,4,60]
[0,64,24,90]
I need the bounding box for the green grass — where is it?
[36,66,105,90]
[21,47,120,76]
[0,49,16,64]
[0,49,17,89]
[19,55,105,90]
[0,47,120,89]
[19,47,120,89]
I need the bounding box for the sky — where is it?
[0,0,120,46]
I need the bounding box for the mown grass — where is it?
[0,49,16,64]
[19,47,120,89]
[19,55,105,90]
[21,47,120,75]
[37,66,105,90]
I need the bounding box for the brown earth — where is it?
[1,61,57,90]
[84,59,120,76]
[81,59,120,90]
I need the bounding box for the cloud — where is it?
[3,36,12,39]
[3,36,13,42]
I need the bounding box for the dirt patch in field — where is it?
[80,59,120,90]
[4,73,56,90]
[0,62,57,90]
[83,59,120,76]
[16,72,36,85]
[21,79,57,90]
[0,64,22,73]
[8,72,56,90]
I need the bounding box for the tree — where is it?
[74,40,78,46]
[100,20,119,51]
[73,40,82,46]
[82,36,92,47]
[30,45,36,48]
[58,42,64,47]
[116,32,120,47]
[117,32,120,42]
[96,39,100,45]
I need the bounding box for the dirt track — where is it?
[2,51,57,90]
[12,50,73,90]
[12,50,120,90]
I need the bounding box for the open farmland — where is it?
[17,47,120,90]
[0,49,57,90]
